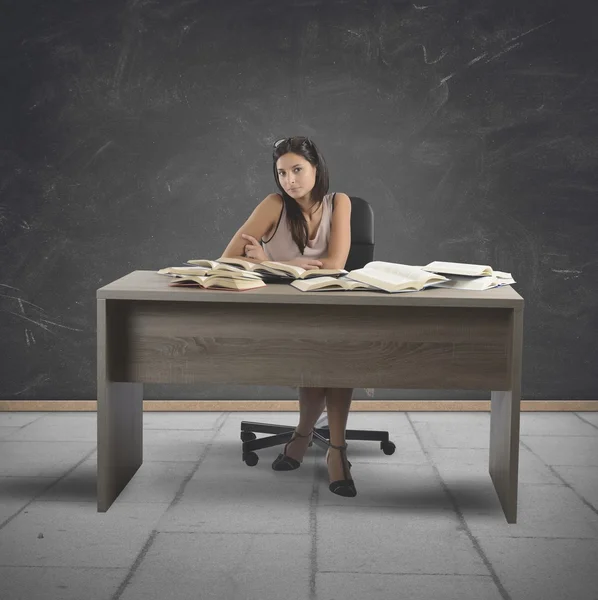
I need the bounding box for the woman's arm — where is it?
[323,193,352,269]
[315,257,344,270]
[219,195,279,263]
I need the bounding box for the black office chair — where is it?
[240,196,396,466]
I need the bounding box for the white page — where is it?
[432,275,498,290]
[423,261,493,276]
[494,270,513,279]
[358,261,448,283]
[433,275,516,290]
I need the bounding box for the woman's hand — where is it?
[241,234,268,262]
[284,257,323,270]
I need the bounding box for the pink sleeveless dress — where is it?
[261,193,335,261]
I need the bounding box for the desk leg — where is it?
[97,299,143,512]
[489,390,520,523]
[489,307,523,524]
[97,382,143,511]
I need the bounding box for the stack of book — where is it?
[156,259,515,293]
[157,258,348,291]
[313,260,515,293]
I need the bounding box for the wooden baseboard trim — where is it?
[0,400,597,412]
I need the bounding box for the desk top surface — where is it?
[97,271,524,308]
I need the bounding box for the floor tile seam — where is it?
[573,412,598,431]
[0,475,57,479]
[317,569,493,577]
[340,462,433,467]
[168,413,229,508]
[0,440,97,444]
[521,433,598,438]
[427,446,489,450]
[518,439,598,519]
[16,414,48,432]
[111,412,228,600]
[405,413,513,600]
[473,535,598,541]
[526,463,598,468]
[154,530,312,536]
[107,461,230,468]
[143,427,218,431]
[0,446,97,532]
[111,530,159,600]
[118,459,198,465]
[518,482,568,487]
[0,564,126,570]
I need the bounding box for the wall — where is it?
[1,0,596,401]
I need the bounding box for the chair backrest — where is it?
[345,196,374,271]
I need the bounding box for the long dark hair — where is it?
[272,137,330,255]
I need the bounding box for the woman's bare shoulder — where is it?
[331,192,351,210]
[265,192,283,206]
[333,192,351,202]
[253,193,282,215]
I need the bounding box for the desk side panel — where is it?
[489,306,523,523]
[121,301,511,390]
[97,299,143,512]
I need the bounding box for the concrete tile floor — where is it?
[0,410,597,600]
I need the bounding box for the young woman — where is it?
[220,136,356,497]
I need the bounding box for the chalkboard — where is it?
[1,0,596,401]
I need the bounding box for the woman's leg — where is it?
[324,387,354,483]
[283,386,326,463]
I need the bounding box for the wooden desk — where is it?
[97,270,524,522]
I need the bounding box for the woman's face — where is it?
[275,152,317,199]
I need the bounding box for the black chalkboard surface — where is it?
[1,0,596,401]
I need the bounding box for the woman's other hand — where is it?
[284,257,323,270]
[241,234,269,262]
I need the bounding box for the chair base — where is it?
[240,420,396,466]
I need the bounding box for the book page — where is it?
[206,277,266,289]
[291,276,374,292]
[423,261,493,277]
[291,277,341,291]
[216,257,259,271]
[300,268,348,279]
[356,262,448,284]
[260,261,304,277]
[168,275,208,285]
[336,275,379,290]
[433,275,515,290]
[186,259,221,269]
[494,270,513,279]
[206,269,263,280]
[158,266,210,276]
[431,275,499,290]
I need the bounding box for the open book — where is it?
[159,266,210,276]
[421,261,513,280]
[431,274,516,291]
[187,257,347,280]
[290,276,380,292]
[167,275,266,291]
[158,266,263,280]
[343,262,449,292]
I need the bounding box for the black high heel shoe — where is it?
[272,429,314,471]
[326,442,357,497]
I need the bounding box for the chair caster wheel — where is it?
[241,431,256,442]
[243,452,259,466]
[381,441,396,455]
